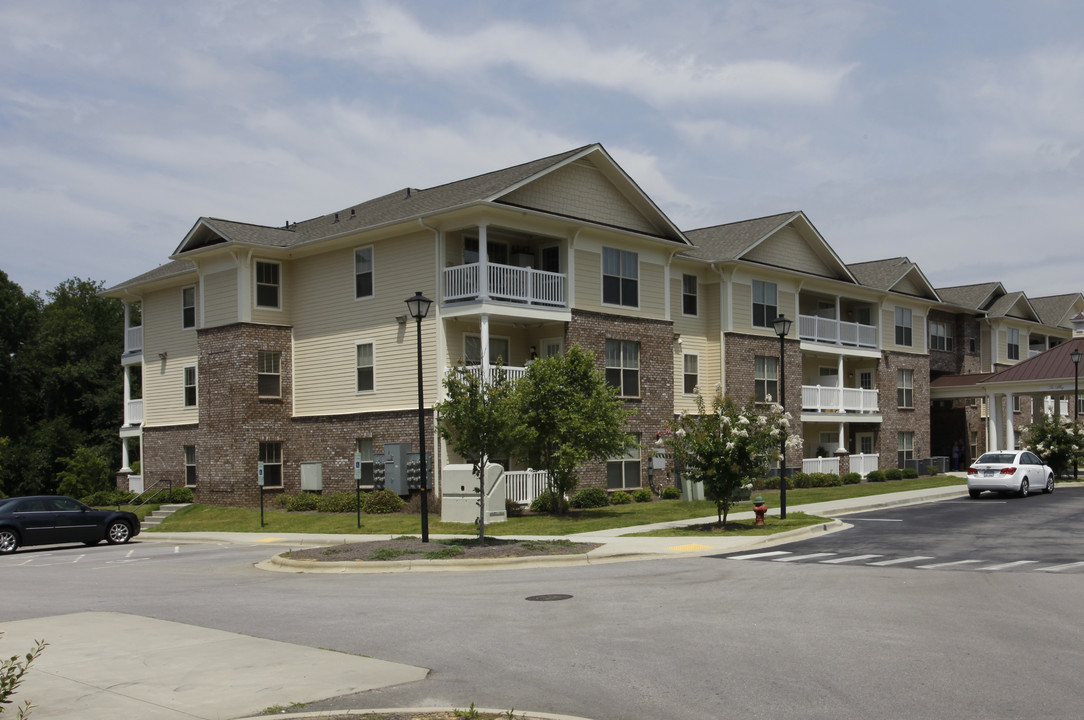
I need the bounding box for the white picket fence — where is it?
[504,469,551,505]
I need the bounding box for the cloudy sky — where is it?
[2,0,1082,300]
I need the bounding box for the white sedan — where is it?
[967,450,1055,499]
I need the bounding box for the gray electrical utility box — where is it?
[441,463,507,524]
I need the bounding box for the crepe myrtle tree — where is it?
[436,363,519,544]
[1023,413,1083,478]
[665,390,801,526]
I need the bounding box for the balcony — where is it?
[802,385,879,413]
[126,325,143,354]
[456,365,529,384]
[798,314,877,349]
[801,452,879,478]
[125,399,144,426]
[444,263,566,307]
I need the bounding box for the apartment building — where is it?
[103,143,1084,506]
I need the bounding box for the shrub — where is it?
[909,468,924,479]
[316,492,357,513]
[609,491,632,505]
[816,472,843,487]
[570,488,609,509]
[362,489,406,514]
[751,476,781,491]
[505,498,525,517]
[170,487,194,503]
[841,472,862,485]
[286,492,320,512]
[885,468,904,481]
[270,492,291,509]
[81,489,137,507]
[631,488,652,503]
[404,492,439,515]
[866,470,887,482]
[530,492,560,513]
[56,446,113,499]
[660,486,681,500]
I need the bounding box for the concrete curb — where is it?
[235,708,596,720]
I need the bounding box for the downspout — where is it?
[419,218,443,499]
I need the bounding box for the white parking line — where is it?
[820,554,883,564]
[867,556,934,566]
[977,560,1039,571]
[729,551,792,560]
[773,552,837,562]
[916,559,985,569]
[846,518,904,522]
[1040,561,1084,573]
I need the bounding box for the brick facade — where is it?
[879,351,931,470]
[723,332,801,468]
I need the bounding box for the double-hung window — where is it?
[754,356,778,403]
[356,438,374,486]
[894,307,913,347]
[257,351,281,397]
[605,340,639,397]
[255,261,281,308]
[929,320,953,351]
[897,369,913,408]
[1007,328,1020,360]
[752,280,777,328]
[607,435,641,490]
[182,286,196,329]
[464,335,510,367]
[354,247,373,299]
[602,248,638,307]
[259,442,283,487]
[356,342,374,392]
[682,274,698,316]
[897,432,914,469]
[183,366,197,408]
[184,445,197,487]
[683,353,699,395]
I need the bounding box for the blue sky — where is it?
[3,0,1083,300]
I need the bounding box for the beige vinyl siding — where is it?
[291,231,437,415]
[202,269,237,328]
[250,258,292,326]
[638,261,665,319]
[501,160,658,235]
[732,282,752,331]
[142,286,199,427]
[913,313,927,354]
[893,275,924,296]
[778,290,796,325]
[444,324,533,369]
[881,308,895,349]
[743,227,833,276]
[574,248,602,313]
[883,305,925,353]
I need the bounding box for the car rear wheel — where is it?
[0,528,19,554]
[969,489,981,499]
[106,520,132,545]
[1044,475,1054,494]
[1018,478,1030,498]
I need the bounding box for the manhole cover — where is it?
[525,594,573,602]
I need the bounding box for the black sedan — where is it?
[0,495,140,554]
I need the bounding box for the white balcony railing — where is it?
[798,314,877,349]
[125,399,144,426]
[801,385,879,413]
[850,453,879,477]
[126,325,143,353]
[802,456,840,474]
[444,263,566,307]
[456,365,529,384]
[504,468,550,505]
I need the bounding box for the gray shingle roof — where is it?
[681,212,799,262]
[846,257,913,290]
[986,291,1037,320]
[103,260,196,295]
[1029,293,1082,327]
[935,282,1004,310]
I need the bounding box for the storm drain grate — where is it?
[526,594,573,602]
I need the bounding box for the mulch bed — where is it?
[282,536,600,562]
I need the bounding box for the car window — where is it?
[50,497,83,512]
[14,499,49,512]
[977,453,1016,464]
[1025,452,1042,465]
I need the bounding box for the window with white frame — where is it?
[463,335,510,366]
[356,342,374,392]
[183,366,197,408]
[929,320,953,351]
[754,356,778,403]
[463,237,508,265]
[602,248,638,307]
[683,353,698,395]
[255,261,281,308]
[184,445,196,486]
[895,307,913,347]
[607,435,641,490]
[605,340,639,397]
[897,369,913,408]
[182,286,196,329]
[682,274,698,316]
[356,438,374,486]
[752,280,777,328]
[1007,328,1020,360]
[354,247,373,299]
[897,431,914,468]
[259,442,283,487]
[257,351,281,397]
[1012,395,1021,413]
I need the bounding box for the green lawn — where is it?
[149,475,964,537]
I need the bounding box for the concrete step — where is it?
[141,503,190,530]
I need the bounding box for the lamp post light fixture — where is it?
[1072,347,1081,481]
[772,314,793,519]
[406,291,433,542]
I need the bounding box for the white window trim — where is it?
[254,259,283,311]
[183,364,198,409]
[681,274,698,317]
[600,247,640,310]
[257,350,282,398]
[682,352,699,396]
[181,285,197,330]
[184,445,197,487]
[751,280,778,329]
[354,246,374,301]
[355,340,376,394]
[463,333,512,366]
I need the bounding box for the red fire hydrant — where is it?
[753,495,768,526]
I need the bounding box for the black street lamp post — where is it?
[1072,348,1081,481]
[406,291,433,542]
[772,314,793,519]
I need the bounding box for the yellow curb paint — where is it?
[668,543,715,552]
[256,537,286,542]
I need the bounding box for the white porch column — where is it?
[478,224,489,301]
[122,366,132,424]
[480,313,490,379]
[123,303,132,352]
[837,421,845,451]
[1005,392,1016,450]
[120,437,131,473]
[837,355,845,411]
[987,392,1000,450]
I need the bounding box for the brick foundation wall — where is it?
[723,332,801,467]
[880,351,931,470]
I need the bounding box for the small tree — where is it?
[1023,413,1083,477]
[1,631,47,719]
[55,446,112,499]
[436,365,518,543]
[665,390,799,526]
[512,345,634,513]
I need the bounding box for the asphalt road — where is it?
[4,492,1084,720]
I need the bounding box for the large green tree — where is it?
[436,364,519,542]
[511,345,634,513]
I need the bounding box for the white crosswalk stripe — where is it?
[729,551,792,560]
[772,552,837,562]
[977,560,1039,571]
[1039,561,1084,573]
[867,556,934,566]
[820,554,883,564]
[727,553,1084,573]
[915,559,985,569]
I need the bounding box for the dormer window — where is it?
[256,261,280,309]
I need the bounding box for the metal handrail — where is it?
[132,478,175,511]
